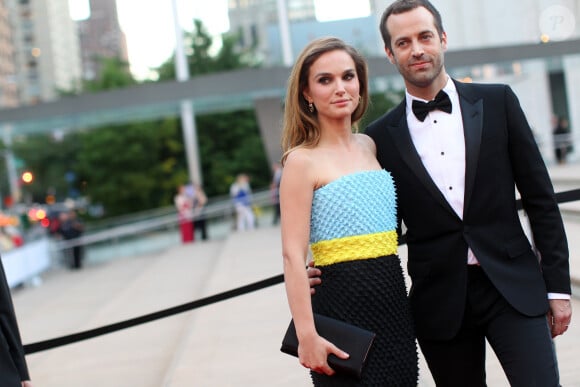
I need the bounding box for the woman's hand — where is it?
[298,332,349,375]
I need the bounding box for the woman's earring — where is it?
[308,102,314,113]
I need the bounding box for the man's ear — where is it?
[385,47,395,64]
[440,31,448,51]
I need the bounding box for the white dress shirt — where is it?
[406,78,478,265]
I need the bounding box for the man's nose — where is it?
[411,41,424,57]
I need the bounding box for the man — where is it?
[309,1,571,385]
[0,259,33,387]
[188,182,209,240]
[55,210,85,269]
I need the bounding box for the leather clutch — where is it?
[280,313,376,379]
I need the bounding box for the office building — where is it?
[6,0,81,105]
[77,0,129,81]
[0,0,17,108]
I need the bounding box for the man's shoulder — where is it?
[454,79,509,98]
[365,101,405,136]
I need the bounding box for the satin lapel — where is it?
[456,83,483,213]
[387,104,457,215]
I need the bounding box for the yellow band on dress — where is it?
[311,230,398,267]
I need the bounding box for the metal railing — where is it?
[51,188,276,252]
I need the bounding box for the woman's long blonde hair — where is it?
[280,37,369,165]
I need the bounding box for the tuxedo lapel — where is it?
[387,103,457,216]
[455,81,483,213]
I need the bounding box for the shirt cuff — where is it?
[547,292,571,300]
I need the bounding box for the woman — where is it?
[280,37,418,385]
[229,173,255,231]
[174,184,194,243]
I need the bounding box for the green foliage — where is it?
[360,90,405,130]
[157,19,258,81]
[83,57,137,92]
[72,119,183,216]
[57,57,136,96]
[12,132,83,203]
[196,110,270,197]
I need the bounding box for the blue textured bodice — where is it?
[310,170,397,244]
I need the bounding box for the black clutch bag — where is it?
[280,313,376,379]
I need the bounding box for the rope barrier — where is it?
[23,274,284,354]
[23,188,580,354]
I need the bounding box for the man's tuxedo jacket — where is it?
[366,80,570,340]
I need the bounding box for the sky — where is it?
[69,0,371,80]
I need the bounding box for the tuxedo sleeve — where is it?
[0,258,30,381]
[504,85,571,295]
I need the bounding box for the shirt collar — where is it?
[405,77,456,114]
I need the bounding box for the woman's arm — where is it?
[280,150,347,375]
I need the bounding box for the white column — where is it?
[276,0,293,66]
[563,54,580,162]
[171,0,203,185]
[2,125,20,204]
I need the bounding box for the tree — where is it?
[74,119,183,216]
[157,19,258,80]
[360,90,405,130]
[57,57,136,96]
[83,57,137,92]
[12,132,83,204]
[197,110,270,197]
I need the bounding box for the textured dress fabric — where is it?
[309,170,418,386]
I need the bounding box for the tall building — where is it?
[6,0,82,105]
[77,0,129,81]
[0,0,17,108]
[228,0,316,64]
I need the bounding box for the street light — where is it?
[21,171,33,184]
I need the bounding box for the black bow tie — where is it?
[411,90,452,122]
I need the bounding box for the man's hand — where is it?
[306,261,322,295]
[547,299,572,338]
[22,381,33,387]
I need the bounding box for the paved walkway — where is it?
[9,162,580,387]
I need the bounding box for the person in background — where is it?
[229,173,255,231]
[188,182,208,241]
[281,36,417,385]
[553,116,573,164]
[174,184,194,243]
[55,210,85,269]
[270,162,283,225]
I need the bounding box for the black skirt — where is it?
[310,255,418,386]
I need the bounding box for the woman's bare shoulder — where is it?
[353,133,377,155]
[284,147,314,169]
